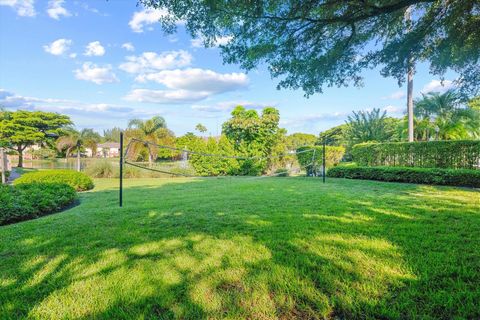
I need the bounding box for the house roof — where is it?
[98,142,120,149]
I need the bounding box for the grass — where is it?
[0,177,479,319]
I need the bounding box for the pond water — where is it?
[19,158,119,171]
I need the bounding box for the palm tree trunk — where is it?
[406,6,414,142]
[76,148,81,172]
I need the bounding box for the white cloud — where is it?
[121,42,135,52]
[43,38,72,56]
[69,52,77,59]
[382,90,405,100]
[84,41,105,56]
[74,62,118,84]
[421,80,455,94]
[46,0,70,20]
[129,8,175,33]
[124,89,210,104]
[0,0,35,17]
[119,50,192,74]
[191,35,233,48]
[382,105,403,114]
[136,68,248,94]
[0,88,70,108]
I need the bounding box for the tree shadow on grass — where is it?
[0,177,479,319]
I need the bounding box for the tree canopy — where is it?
[0,110,71,166]
[141,0,479,98]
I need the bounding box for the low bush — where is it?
[86,160,116,178]
[327,166,480,187]
[0,182,77,225]
[14,170,94,191]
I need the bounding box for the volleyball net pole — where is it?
[119,131,123,208]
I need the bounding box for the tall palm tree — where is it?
[56,128,101,171]
[414,90,480,140]
[126,116,167,165]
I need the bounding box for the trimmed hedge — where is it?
[0,182,77,225]
[352,140,480,170]
[327,166,480,187]
[14,169,94,191]
[297,146,345,176]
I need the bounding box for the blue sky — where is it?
[0,0,457,136]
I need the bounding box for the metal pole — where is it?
[119,132,123,207]
[322,138,326,183]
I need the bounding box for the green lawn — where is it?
[1,177,479,319]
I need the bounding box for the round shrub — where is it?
[0,182,77,225]
[14,169,94,191]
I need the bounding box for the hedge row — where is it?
[352,140,480,170]
[14,169,94,191]
[327,166,480,187]
[297,146,345,176]
[0,183,77,225]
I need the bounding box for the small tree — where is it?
[195,123,208,134]
[56,128,101,171]
[345,109,399,146]
[0,110,71,167]
[126,116,167,165]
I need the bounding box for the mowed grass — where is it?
[0,177,479,319]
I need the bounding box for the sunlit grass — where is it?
[0,177,479,319]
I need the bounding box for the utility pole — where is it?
[406,6,414,142]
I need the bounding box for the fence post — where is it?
[119,132,123,207]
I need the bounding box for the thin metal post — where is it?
[322,138,326,183]
[119,132,123,207]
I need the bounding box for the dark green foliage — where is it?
[317,124,349,146]
[285,133,317,151]
[0,110,72,167]
[222,106,284,175]
[328,166,480,187]
[0,183,76,225]
[189,136,239,176]
[14,170,94,191]
[141,0,479,97]
[352,140,480,170]
[296,146,345,176]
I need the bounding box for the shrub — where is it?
[352,140,480,170]
[14,170,94,191]
[86,160,116,178]
[327,166,480,187]
[296,146,345,176]
[0,182,77,225]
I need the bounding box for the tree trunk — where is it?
[17,145,24,167]
[76,148,81,172]
[407,66,414,142]
[406,6,414,142]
